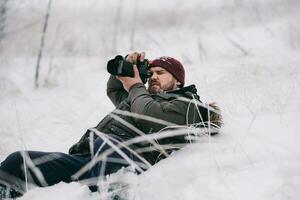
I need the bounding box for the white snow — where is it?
[0,0,300,199]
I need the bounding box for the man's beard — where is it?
[148,79,177,94]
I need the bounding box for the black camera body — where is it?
[107,55,152,84]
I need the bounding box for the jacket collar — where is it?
[167,84,201,101]
[167,84,197,94]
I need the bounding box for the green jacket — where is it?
[69,75,221,164]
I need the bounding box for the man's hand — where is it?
[117,65,142,92]
[126,52,145,64]
[117,52,146,92]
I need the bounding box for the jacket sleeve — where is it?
[127,83,188,132]
[106,75,128,107]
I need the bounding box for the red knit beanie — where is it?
[150,56,185,86]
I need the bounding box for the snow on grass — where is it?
[19,182,94,200]
[0,0,300,199]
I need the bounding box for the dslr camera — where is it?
[107,55,152,84]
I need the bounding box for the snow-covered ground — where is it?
[0,0,300,199]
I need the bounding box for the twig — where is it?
[227,37,249,56]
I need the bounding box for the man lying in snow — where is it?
[0,52,222,198]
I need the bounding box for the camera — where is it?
[107,55,152,84]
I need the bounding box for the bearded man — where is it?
[0,52,222,198]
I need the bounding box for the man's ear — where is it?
[176,81,182,88]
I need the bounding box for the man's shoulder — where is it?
[152,92,178,100]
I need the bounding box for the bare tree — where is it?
[111,0,123,54]
[197,37,207,62]
[0,0,8,48]
[129,0,138,51]
[35,0,52,88]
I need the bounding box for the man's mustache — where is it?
[149,80,160,86]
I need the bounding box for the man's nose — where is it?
[151,73,158,80]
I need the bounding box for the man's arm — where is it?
[106,52,145,107]
[106,75,128,107]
